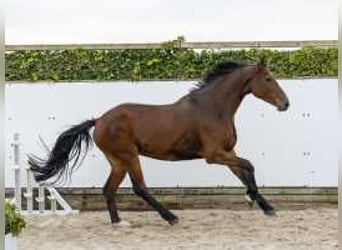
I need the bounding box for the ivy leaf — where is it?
[5,45,337,81]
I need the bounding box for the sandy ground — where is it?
[18,208,338,250]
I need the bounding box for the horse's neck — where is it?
[194,69,251,119]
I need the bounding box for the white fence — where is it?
[5,40,337,51]
[5,79,338,187]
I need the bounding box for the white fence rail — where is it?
[5,40,337,51]
[5,79,338,187]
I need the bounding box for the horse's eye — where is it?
[265,77,272,82]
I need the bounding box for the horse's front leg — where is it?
[229,157,276,215]
[205,150,276,216]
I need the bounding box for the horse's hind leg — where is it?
[103,156,127,224]
[127,156,179,225]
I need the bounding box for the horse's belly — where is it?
[136,136,202,161]
[139,150,201,161]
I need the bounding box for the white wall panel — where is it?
[5,79,338,187]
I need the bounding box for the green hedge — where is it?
[5,43,337,81]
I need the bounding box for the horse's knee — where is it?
[103,178,110,196]
[238,158,254,172]
[103,178,117,200]
[133,184,147,197]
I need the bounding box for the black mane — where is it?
[193,61,247,92]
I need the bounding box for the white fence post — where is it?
[12,133,21,211]
[47,193,57,213]
[23,168,33,213]
[36,186,45,214]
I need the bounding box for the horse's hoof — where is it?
[112,220,131,228]
[168,217,179,226]
[264,209,277,216]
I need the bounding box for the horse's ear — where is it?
[257,56,267,71]
[258,56,266,66]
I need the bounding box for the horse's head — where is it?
[248,58,289,111]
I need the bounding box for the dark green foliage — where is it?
[5,45,337,82]
[5,202,26,236]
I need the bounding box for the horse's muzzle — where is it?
[277,101,290,111]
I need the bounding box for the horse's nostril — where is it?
[278,101,290,111]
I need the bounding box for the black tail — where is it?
[28,119,96,185]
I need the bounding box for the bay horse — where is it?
[28,58,289,226]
